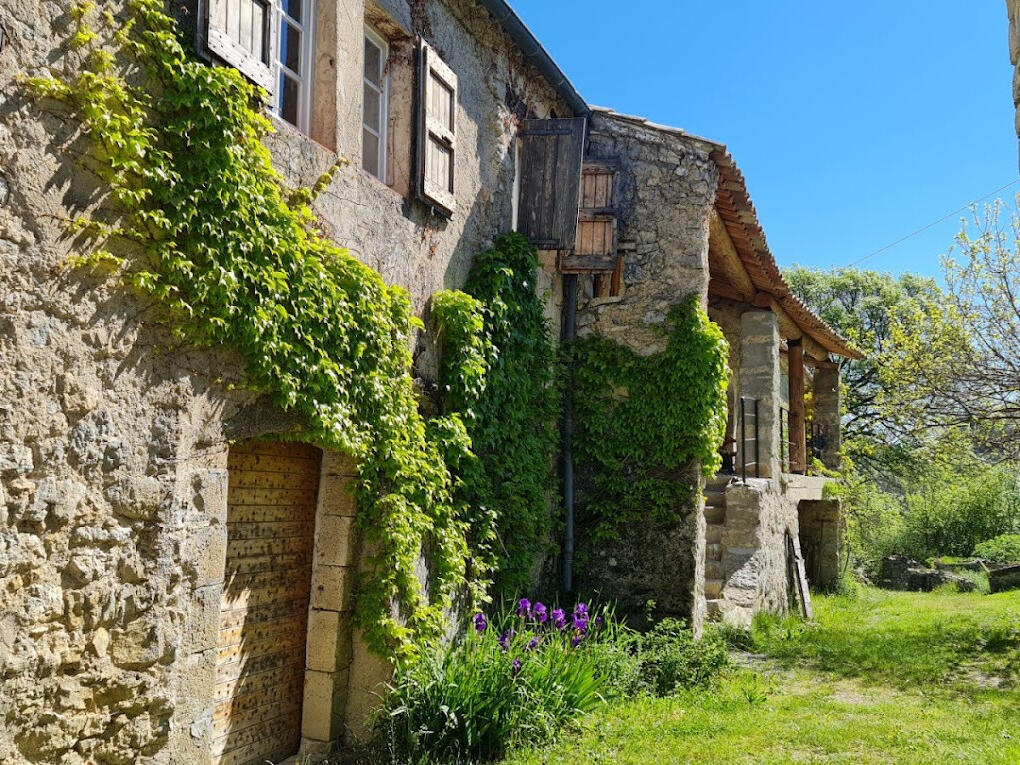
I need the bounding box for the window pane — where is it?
[363,83,381,132]
[281,0,302,23]
[364,37,383,87]
[363,128,380,178]
[281,20,301,73]
[280,72,299,126]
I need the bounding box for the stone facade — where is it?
[0,0,571,761]
[1009,0,1020,162]
[573,111,718,633]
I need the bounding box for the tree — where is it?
[784,266,945,471]
[885,198,1020,460]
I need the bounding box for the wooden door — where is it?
[212,442,321,765]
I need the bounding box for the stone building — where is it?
[0,0,854,762]
[566,110,857,629]
[1009,0,1020,161]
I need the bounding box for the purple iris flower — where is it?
[574,602,588,616]
[473,612,488,633]
[572,613,589,632]
[525,635,540,651]
[517,598,532,618]
[498,630,515,650]
[571,634,584,648]
[532,602,548,624]
[594,615,604,628]
[512,657,522,675]
[552,608,567,630]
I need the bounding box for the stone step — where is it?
[705,560,724,580]
[706,475,732,489]
[706,542,722,561]
[705,524,724,544]
[705,578,724,599]
[706,598,723,618]
[705,489,726,505]
[704,506,726,525]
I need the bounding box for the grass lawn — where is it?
[506,588,1020,764]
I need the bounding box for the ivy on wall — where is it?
[26,0,488,658]
[572,297,729,541]
[434,234,560,599]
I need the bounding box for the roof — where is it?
[589,108,861,360]
[710,147,861,360]
[479,1,588,117]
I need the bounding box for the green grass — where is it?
[505,589,1020,764]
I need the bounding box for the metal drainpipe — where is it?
[561,274,578,596]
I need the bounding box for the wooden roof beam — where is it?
[708,209,756,301]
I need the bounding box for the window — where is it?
[418,40,458,214]
[275,0,315,132]
[362,26,389,181]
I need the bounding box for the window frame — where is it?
[273,0,316,134]
[362,24,390,182]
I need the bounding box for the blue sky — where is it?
[510,0,1019,278]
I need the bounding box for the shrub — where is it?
[974,534,1020,564]
[383,601,613,762]
[638,619,729,695]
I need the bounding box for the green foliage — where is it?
[383,603,613,763]
[974,534,1020,564]
[883,199,1020,459]
[572,297,729,539]
[638,619,729,695]
[783,265,944,471]
[28,0,487,657]
[750,587,1020,689]
[435,233,559,598]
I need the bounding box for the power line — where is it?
[847,177,1020,267]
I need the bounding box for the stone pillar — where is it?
[788,339,806,474]
[738,310,781,479]
[813,364,842,471]
[797,499,842,590]
[301,451,359,755]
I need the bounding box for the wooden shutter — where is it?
[517,117,586,250]
[561,163,620,275]
[418,40,458,215]
[206,0,276,94]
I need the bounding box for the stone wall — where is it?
[798,499,842,591]
[714,479,799,627]
[573,111,718,633]
[0,0,567,761]
[1009,0,1020,163]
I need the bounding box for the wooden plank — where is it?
[227,452,321,474]
[227,486,319,507]
[787,533,814,620]
[225,504,318,524]
[518,117,586,250]
[211,710,303,758]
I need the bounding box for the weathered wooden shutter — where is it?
[206,0,276,94]
[516,117,586,250]
[418,40,458,214]
[561,163,620,275]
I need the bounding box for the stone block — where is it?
[314,515,356,567]
[301,670,338,743]
[318,476,357,517]
[310,564,352,613]
[989,564,1020,594]
[306,609,341,673]
[182,524,227,588]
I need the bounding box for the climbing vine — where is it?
[572,297,729,541]
[26,0,489,658]
[434,233,560,598]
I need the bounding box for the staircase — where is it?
[704,474,731,618]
